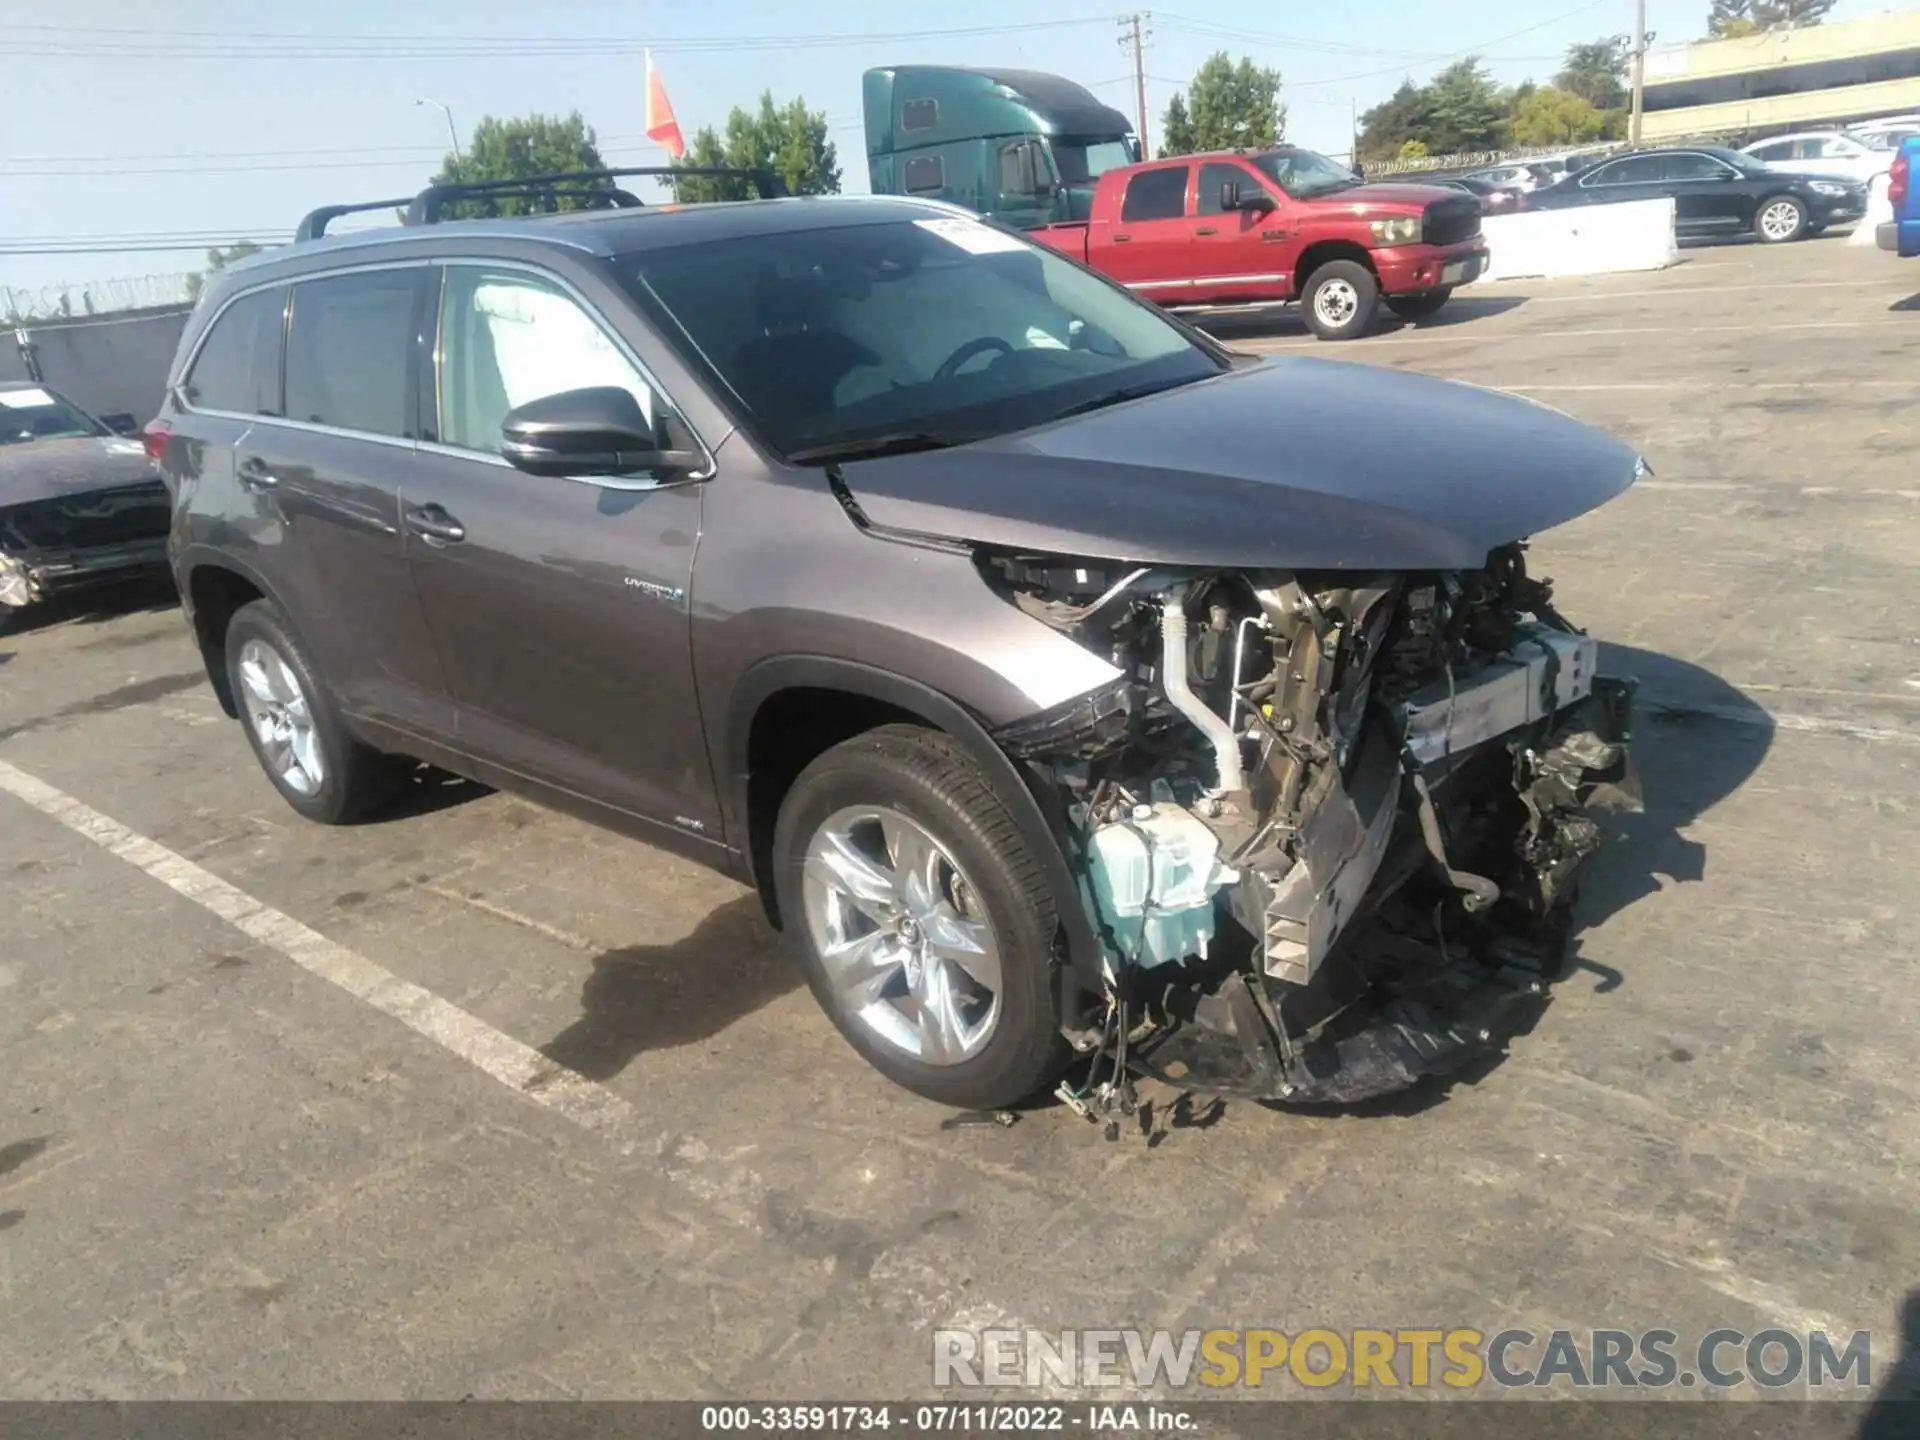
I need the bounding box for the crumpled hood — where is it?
[0,435,157,508]
[836,357,1643,570]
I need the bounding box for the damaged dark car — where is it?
[156,184,1647,1114]
[0,381,169,631]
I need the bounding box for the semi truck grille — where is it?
[1422,197,1483,247]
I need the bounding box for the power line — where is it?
[1285,0,1611,87]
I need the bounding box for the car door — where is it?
[401,261,721,837]
[1188,160,1296,304]
[1660,151,1749,232]
[229,265,452,739]
[1572,153,1666,209]
[1095,163,1197,299]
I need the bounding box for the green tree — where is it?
[1161,52,1285,155]
[1358,79,1437,161]
[1508,87,1610,146]
[1160,93,1195,157]
[670,92,839,202]
[1424,58,1507,154]
[427,112,607,217]
[1750,0,1835,28]
[186,240,263,300]
[1557,36,1631,109]
[1708,0,1758,36]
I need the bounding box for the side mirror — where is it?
[99,412,138,436]
[1222,180,1276,215]
[500,387,702,481]
[1719,169,1740,182]
[1351,163,1366,179]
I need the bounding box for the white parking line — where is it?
[1522,278,1896,302]
[0,756,640,1141]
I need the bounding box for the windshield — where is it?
[0,386,105,446]
[1053,136,1139,186]
[619,217,1222,460]
[1250,149,1358,199]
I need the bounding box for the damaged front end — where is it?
[988,544,1640,1106]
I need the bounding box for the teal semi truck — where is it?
[862,65,1140,228]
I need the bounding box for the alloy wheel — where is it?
[1760,200,1802,240]
[800,805,1003,1065]
[237,638,325,797]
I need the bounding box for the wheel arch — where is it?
[721,655,1106,986]
[1292,239,1377,298]
[176,547,287,718]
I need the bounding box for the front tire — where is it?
[1302,260,1380,340]
[224,599,403,824]
[1756,195,1808,243]
[773,724,1071,1109]
[1385,286,1452,322]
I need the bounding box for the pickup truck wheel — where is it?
[1756,195,1808,243]
[1302,260,1379,340]
[225,599,404,825]
[774,724,1071,1110]
[1385,286,1452,322]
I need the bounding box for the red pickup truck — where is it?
[1031,146,1490,340]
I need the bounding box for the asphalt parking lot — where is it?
[3,236,1917,1406]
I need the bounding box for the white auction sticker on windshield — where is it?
[913,217,1029,255]
[0,387,55,408]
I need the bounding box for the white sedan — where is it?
[1740,132,1890,185]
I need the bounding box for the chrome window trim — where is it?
[175,252,715,486]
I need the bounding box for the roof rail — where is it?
[296,197,415,243]
[296,166,788,244]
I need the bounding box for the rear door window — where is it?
[1121,167,1189,222]
[1662,153,1735,181]
[184,286,286,415]
[1583,155,1663,186]
[284,269,424,437]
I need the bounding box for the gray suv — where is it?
[154,168,1645,1113]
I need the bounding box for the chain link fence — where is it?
[1,272,198,324]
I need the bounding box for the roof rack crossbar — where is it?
[296,197,415,243]
[406,165,786,225]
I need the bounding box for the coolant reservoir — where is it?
[1086,805,1239,969]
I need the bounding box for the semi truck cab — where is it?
[863,65,1140,229]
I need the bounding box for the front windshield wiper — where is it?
[1040,375,1205,425]
[786,431,978,465]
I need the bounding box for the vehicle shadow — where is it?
[0,573,178,638]
[1193,294,1528,343]
[369,764,494,822]
[1858,1289,1920,1437]
[538,893,798,1081]
[1889,293,1920,312]
[1281,642,1774,1119]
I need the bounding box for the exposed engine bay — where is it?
[986,542,1640,1107]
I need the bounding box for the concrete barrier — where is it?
[1848,173,1893,246]
[1480,198,1679,281]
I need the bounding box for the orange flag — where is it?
[646,50,686,160]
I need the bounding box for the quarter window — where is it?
[184,286,286,415]
[284,270,421,436]
[1120,167,1188,222]
[436,268,658,456]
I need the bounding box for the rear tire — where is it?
[773,724,1071,1109]
[1756,195,1808,243]
[1302,260,1380,340]
[1385,286,1452,322]
[224,599,404,824]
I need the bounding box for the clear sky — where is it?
[0,0,1890,291]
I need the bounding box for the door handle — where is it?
[403,504,466,545]
[237,456,279,491]
[1112,233,1132,243]
[1194,225,1218,236]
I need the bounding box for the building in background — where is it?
[1642,10,1920,142]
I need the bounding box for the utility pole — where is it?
[1629,0,1647,144]
[1119,13,1152,158]
[416,97,463,164]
